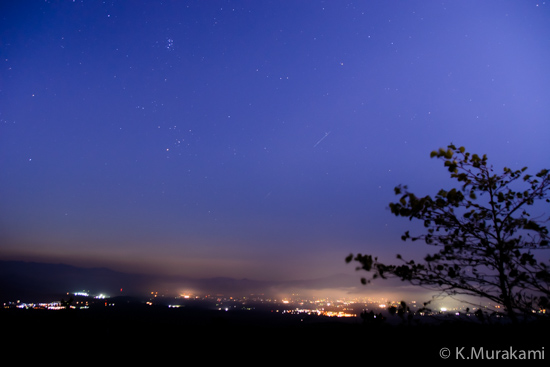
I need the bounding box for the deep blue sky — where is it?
[1,1,549,287]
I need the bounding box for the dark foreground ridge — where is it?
[2,302,548,363]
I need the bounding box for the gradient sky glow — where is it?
[1,1,549,285]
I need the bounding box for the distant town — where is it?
[3,288,515,323]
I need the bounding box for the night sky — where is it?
[1,1,549,289]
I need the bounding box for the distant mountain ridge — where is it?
[0,260,148,302]
[0,260,364,303]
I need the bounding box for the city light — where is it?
[4,290,513,323]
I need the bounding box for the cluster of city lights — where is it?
[282,308,356,318]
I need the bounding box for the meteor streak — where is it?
[313,131,331,148]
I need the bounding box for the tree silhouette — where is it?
[347,144,550,323]
[61,296,74,310]
[388,301,413,325]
